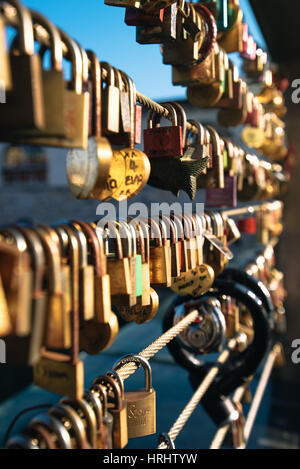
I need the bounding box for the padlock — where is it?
[218,79,248,127]
[73,221,112,324]
[183,214,199,271]
[18,31,90,148]
[93,374,128,449]
[136,3,177,44]
[88,383,113,449]
[149,218,172,287]
[0,10,12,91]
[160,215,181,279]
[125,7,164,27]
[109,69,131,142]
[0,229,33,337]
[135,220,151,306]
[172,47,215,87]
[117,287,159,324]
[192,213,205,265]
[69,223,95,323]
[67,51,112,200]
[183,120,208,162]
[198,125,224,189]
[162,13,200,67]
[13,227,48,365]
[187,45,225,107]
[83,390,104,449]
[31,229,68,348]
[14,10,65,140]
[113,355,156,439]
[101,62,120,135]
[0,0,45,134]
[218,3,243,53]
[144,103,183,158]
[34,226,84,400]
[171,214,189,273]
[106,224,132,304]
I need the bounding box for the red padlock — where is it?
[125,7,164,26]
[237,217,257,234]
[143,103,183,158]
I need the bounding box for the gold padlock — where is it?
[149,218,171,287]
[113,354,156,439]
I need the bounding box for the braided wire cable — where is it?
[116,309,199,381]
[210,344,281,449]
[158,337,238,449]
[209,385,247,450]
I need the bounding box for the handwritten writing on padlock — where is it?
[113,354,156,439]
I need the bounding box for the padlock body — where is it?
[126,389,156,438]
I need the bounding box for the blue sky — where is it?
[21,0,267,100]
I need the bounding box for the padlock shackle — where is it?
[30,9,63,71]
[59,398,97,448]
[105,223,124,261]
[16,227,46,295]
[135,219,150,264]
[113,354,152,392]
[59,28,83,94]
[109,220,133,259]
[35,227,62,294]
[72,221,106,278]
[147,102,178,129]
[93,375,123,411]
[159,215,177,244]
[147,218,163,248]
[49,404,86,449]
[86,50,102,139]
[188,119,206,146]
[69,223,89,269]
[6,0,35,56]
[164,101,187,149]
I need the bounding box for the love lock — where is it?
[169,296,227,357]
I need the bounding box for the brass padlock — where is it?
[34,225,84,400]
[35,227,70,349]
[59,397,97,449]
[66,51,113,200]
[101,62,120,135]
[14,227,48,365]
[1,229,33,337]
[171,214,189,273]
[149,218,172,287]
[106,224,132,304]
[0,0,45,134]
[88,383,113,449]
[93,374,128,449]
[113,354,156,439]
[15,10,66,140]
